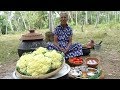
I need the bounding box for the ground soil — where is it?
[0,60,17,79]
[0,50,120,79]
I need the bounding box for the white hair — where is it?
[60,12,68,18]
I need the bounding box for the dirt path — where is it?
[0,50,120,79]
[0,61,17,79]
[90,50,120,79]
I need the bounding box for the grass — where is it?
[0,34,20,64]
[0,25,120,65]
[0,29,50,64]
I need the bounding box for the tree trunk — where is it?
[114,11,117,23]
[95,11,100,28]
[118,11,120,22]
[75,11,78,25]
[85,11,88,24]
[68,11,74,24]
[9,20,14,31]
[8,11,14,31]
[81,17,84,32]
[107,12,110,24]
[81,11,85,32]
[90,12,93,24]
[5,25,7,34]
[49,11,54,31]
[19,11,27,30]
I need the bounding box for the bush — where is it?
[1,26,11,35]
[1,26,6,34]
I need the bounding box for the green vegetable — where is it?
[88,68,102,79]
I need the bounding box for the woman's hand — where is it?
[64,48,69,54]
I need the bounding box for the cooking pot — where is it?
[18,30,47,57]
[82,47,90,56]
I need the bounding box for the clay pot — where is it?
[86,40,95,49]
[18,30,47,57]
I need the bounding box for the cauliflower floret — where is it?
[44,50,63,69]
[26,56,52,76]
[32,47,48,55]
[16,54,34,73]
[51,61,62,69]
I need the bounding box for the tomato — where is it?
[69,57,83,65]
[79,57,83,60]
[72,58,76,61]
[79,61,83,63]
[80,59,83,62]
[74,60,79,63]
[76,58,79,61]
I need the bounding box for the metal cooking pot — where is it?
[82,47,90,56]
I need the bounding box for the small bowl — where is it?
[69,69,82,77]
[68,57,83,67]
[85,57,99,68]
[94,44,101,51]
[87,68,98,76]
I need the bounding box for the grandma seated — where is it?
[46,12,83,60]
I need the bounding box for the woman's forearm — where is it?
[66,42,72,50]
[54,42,60,49]
[54,35,60,49]
[66,36,72,50]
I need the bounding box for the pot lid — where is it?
[20,30,44,40]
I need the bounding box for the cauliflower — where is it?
[32,47,48,55]
[51,61,62,69]
[26,58,51,76]
[16,53,34,73]
[16,47,64,77]
[44,50,63,69]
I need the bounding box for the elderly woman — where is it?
[46,12,83,60]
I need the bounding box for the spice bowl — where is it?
[85,57,99,68]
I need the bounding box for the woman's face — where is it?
[60,13,68,25]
